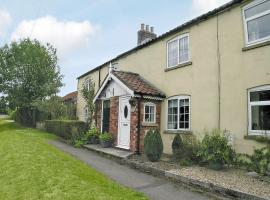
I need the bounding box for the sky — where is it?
[0,0,231,96]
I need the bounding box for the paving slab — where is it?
[83,144,134,159]
[50,140,214,200]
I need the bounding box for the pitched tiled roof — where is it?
[112,71,166,98]
[63,91,78,101]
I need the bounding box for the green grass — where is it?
[0,120,148,200]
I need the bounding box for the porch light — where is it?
[129,97,137,112]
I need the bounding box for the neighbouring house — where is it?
[77,0,270,154]
[63,91,78,105]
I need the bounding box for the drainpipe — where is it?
[136,97,142,155]
[216,12,221,130]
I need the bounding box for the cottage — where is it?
[77,0,270,154]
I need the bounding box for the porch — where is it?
[93,70,166,153]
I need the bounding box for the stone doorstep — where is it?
[81,145,267,200]
[83,144,134,160]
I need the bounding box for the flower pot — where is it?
[209,162,223,171]
[91,137,99,144]
[100,140,112,148]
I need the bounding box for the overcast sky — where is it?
[0,0,230,96]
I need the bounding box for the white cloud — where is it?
[192,0,231,16]
[11,16,98,57]
[0,9,12,36]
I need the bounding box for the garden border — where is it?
[81,143,268,200]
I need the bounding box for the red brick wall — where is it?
[95,97,161,153]
[130,99,161,153]
[109,97,119,145]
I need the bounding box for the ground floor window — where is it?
[102,99,110,133]
[167,96,190,130]
[144,102,156,123]
[84,107,88,122]
[248,85,270,135]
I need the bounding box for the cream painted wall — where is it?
[77,1,269,154]
[77,66,108,122]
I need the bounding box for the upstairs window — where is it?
[167,96,190,130]
[144,103,156,123]
[167,33,189,68]
[248,85,270,135]
[243,0,270,45]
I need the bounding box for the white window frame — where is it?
[242,0,270,46]
[84,106,89,122]
[248,85,270,135]
[143,102,156,123]
[166,95,191,131]
[167,33,190,68]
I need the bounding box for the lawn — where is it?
[0,120,148,200]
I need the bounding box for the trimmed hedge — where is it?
[45,120,87,140]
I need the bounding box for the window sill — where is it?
[165,61,192,72]
[244,135,270,144]
[141,122,158,127]
[163,130,192,134]
[242,40,270,51]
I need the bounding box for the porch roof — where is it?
[93,70,166,102]
[112,71,166,98]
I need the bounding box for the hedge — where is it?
[45,120,87,140]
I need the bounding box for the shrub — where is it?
[144,129,163,162]
[8,109,17,120]
[99,132,114,142]
[172,134,184,159]
[197,129,236,170]
[247,147,270,176]
[45,120,87,140]
[86,127,101,143]
[74,139,86,148]
[172,134,200,164]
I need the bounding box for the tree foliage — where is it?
[81,78,95,127]
[34,96,77,120]
[0,96,8,114]
[0,38,63,108]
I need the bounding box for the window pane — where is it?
[150,106,154,114]
[145,113,149,122]
[245,1,270,18]
[251,105,270,130]
[247,13,270,42]
[179,122,185,129]
[179,36,189,63]
[184,114,189,121]
[168,40,178,67]
[250,90,270,101]
[150,114,154,122]
[145,105,149,113]
[180,106,184,114]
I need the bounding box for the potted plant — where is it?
[99,132,114,148]
[86,127,100,144]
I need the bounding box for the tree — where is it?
[81,78,95,128]
[0,96,8,114]
[0,38,63,108]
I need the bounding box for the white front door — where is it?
[118,96,131,149]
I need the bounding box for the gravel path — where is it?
[130,155,270,199]
[168,167,270,199]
